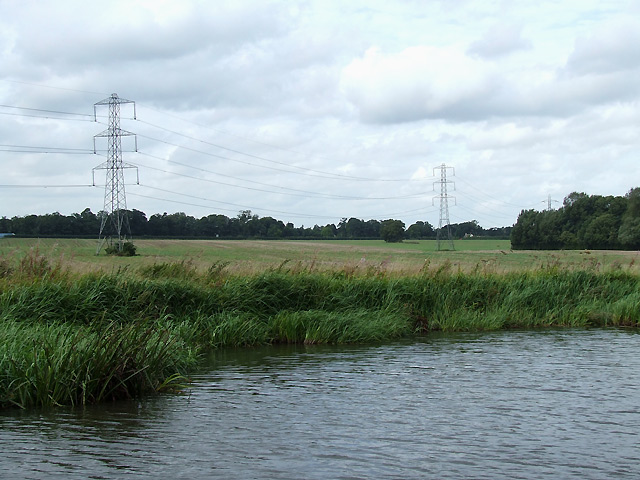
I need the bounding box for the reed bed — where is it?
[1,250,639,409]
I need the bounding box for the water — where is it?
[2,329,640,479]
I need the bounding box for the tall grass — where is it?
[1,251,640,409]
[0,320,196,409]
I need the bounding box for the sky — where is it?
[1,0,639,229]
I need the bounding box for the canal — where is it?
[2,329,639,479]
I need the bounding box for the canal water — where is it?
[1,329,640,479]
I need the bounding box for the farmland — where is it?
[1,237,638,276]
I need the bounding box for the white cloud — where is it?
[468,24,532,58]
[340,46,496,123]
[565,19,640,74]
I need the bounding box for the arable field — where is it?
[1,237,639,275]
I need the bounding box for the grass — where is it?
[0,319,196,409]
[1,239,639,409]
[1,237,639,275]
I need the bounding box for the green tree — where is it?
[582,213,620,249]
[321,224,336,238]
[511,209,539,249]
[406,221,434,239]
[618,188,640,249]
[380,219,405,243]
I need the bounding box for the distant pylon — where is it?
[433,163,456,251]
[544,194,559,211]
[93,93,138,254]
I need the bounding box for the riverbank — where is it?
[1,255,639,408]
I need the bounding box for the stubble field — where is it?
[1,237,639,276]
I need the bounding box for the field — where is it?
[1,237,639,275]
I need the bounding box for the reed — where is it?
[1,256,640,409]
[0,320,196,409]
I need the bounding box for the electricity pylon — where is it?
[433,163,456,251]
[544,194,559,211]
[93,93,138,254]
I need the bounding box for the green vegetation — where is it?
[0,207,511,241]
[512,188,640,250]
[104,241,138,256]
[1,244,640,409]
[380,219,406,243]
[3,237,638,276]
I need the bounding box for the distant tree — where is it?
[0,216,10,232]
[406,221,434,239]
[197,214,231,237]
[336,218,348,238]
[236,210,260,237]
[363,219,381,237]
[127,209,148,236]
[450,220,482,238]
[258,217,285,238]
[618,218,640,249]
[511,209,539,249]
[618,188,640,249]
[344,217,366,238]
[380,219,405,243]
[321,224,337,238]
[536,210,563,249]
[513,190,634,250]
[283,222,296,237]
[582,213,620,249]
[71,208,99,235]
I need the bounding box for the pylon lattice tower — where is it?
[433,163,456,251]
[93,93,138,254]
[545,194,559,211]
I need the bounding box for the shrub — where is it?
[105,241,137,256]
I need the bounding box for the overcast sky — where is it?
[1,0,639,229]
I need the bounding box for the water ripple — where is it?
[2,329,640,479]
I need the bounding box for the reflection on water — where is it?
[2,329,640,479]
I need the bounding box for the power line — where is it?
[0,111,97,122]
[0,184,94,188]
[138,104,420,182]
[134,151,428,201]
[454,203,517,225]
[136,131,391,181]
[135,184,439,223]
[1,79,107,96]
[0,104,94,117]
[1,100,426,184]
[0,143,95,154]
[137,117,416,183]
[134,184,335,220]
[455,176,530,209]
[0,149,95,154]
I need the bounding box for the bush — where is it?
[105,241,137,256]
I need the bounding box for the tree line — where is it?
[511,188,640,250]
[0,208,510,242]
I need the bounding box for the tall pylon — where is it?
[433,163,456,251]
[93,93,138,254]
[544,194,559,211]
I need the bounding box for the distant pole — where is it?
[544,194,559,211]
[93,93,138,254]
[433,163,456,251]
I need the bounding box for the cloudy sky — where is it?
[1,0,638,229]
